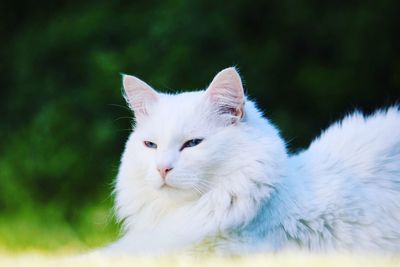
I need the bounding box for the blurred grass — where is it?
[0,202,119,255]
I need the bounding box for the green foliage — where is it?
[0,203,118,253]
[0,0,399,251]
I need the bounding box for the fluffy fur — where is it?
[105,67,400,255]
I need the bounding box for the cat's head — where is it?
[117,67,285,204]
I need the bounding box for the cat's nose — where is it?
[157,166,173,179]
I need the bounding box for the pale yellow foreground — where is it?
[1,253,399,267]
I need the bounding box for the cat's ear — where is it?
[205,67,245,124]
[122,74,159,121]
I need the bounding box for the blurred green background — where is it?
[0,0,399,254]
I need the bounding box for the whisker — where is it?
[114,116,134,122]
[108,103,132,111]
[191,185,203,196]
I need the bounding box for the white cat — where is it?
[105,67,400,255]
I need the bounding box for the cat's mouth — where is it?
[160,183,177,190]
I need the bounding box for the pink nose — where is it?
[158,166,173,179]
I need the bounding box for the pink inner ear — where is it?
[234,106,244,119]
[206,67,245,121]
[218,105,244,118]
[123,74,159,119]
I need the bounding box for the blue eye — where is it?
[144,141,157,149]
[181,138,203,150]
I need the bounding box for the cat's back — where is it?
[299,106,400,180]
[290,106,400,251]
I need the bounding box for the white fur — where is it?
[104,68,400,255]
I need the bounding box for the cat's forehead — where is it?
[136,90,211,140]
[159,90,205,110]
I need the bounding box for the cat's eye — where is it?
[144,141,157,149]
[180,138,203,151]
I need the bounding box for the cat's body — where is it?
[105,68,400,255]
[229,108,400,253]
